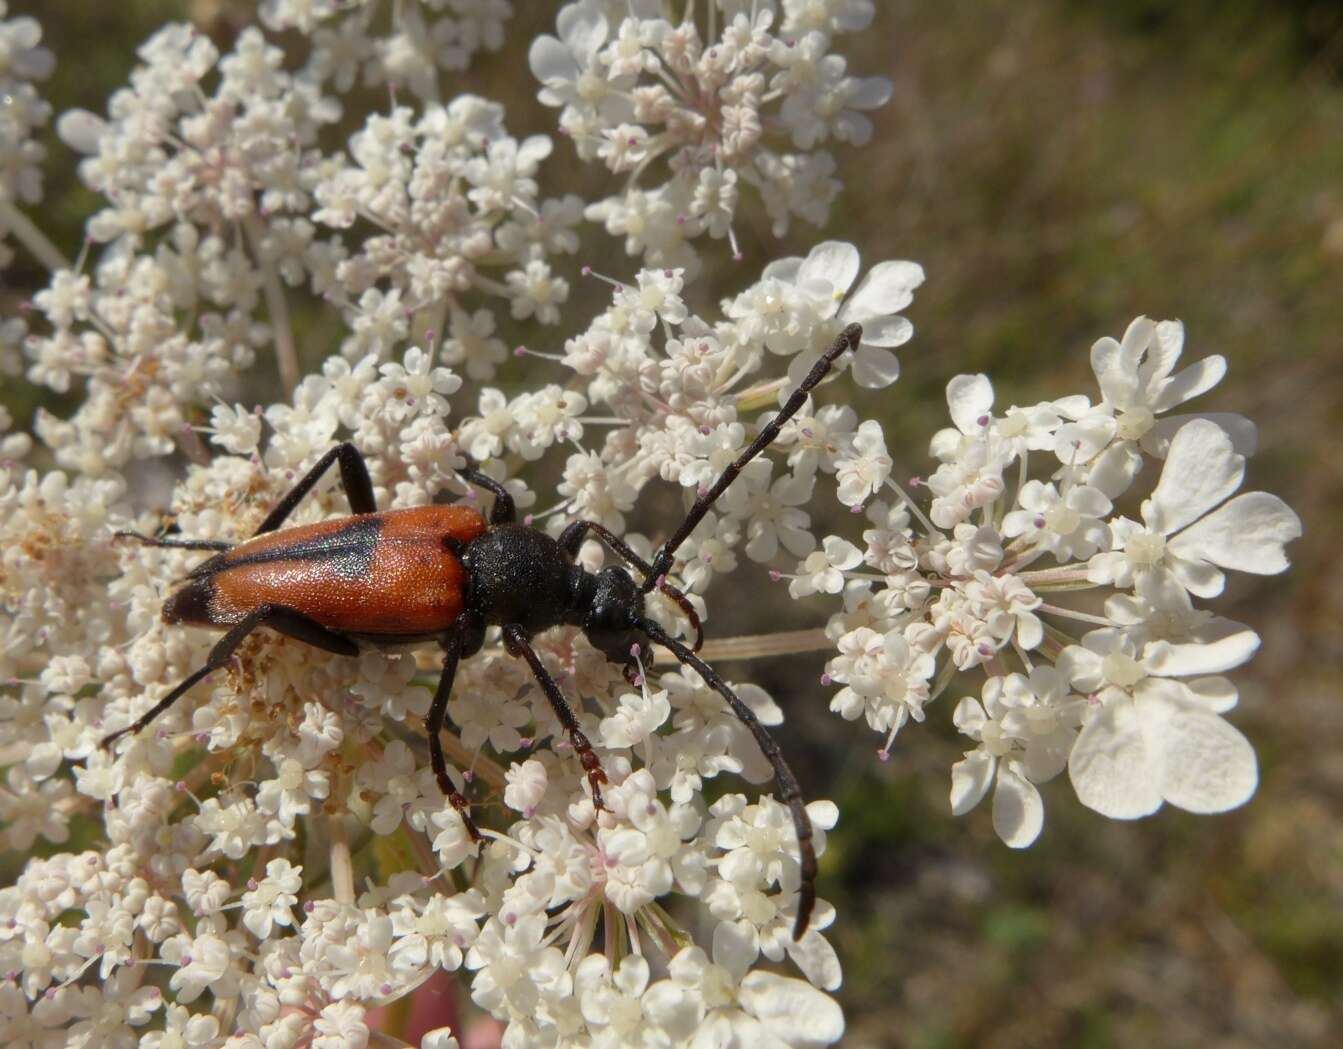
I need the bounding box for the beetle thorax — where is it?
[462,525,644,663]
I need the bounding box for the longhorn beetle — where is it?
[104,322,864,940]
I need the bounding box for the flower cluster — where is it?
[23,18,576,478]
[260,0,513,97]
[531,0,889,268]
[0,2,1302,1048]
[806,315,1301,844]
[0,2,53,216]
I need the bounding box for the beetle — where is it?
[103,323,864,939]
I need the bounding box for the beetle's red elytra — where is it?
[167,506,488,638]
[105,322,865,941]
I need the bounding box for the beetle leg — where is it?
[457,463,516,525]
[114,530,233,552]
[100,604,357,749]
[263,609,360,656]
[254,442,377,535]
[426,630,482,843]
[502,624,608,810]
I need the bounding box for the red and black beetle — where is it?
[105,323,864,939]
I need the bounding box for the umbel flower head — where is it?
[0,3,1301,1049]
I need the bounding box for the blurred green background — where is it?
[7,1,1342,1046]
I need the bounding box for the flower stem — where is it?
[651,627,833,665]
[0,200,69,272]
[242,214,299,398]
[328,811,356,905]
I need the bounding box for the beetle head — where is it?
[584,566,642,667]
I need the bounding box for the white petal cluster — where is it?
[807,317,1298,847]
[261,0,513,93]
[531,2,891,269]
[0,4,53,217]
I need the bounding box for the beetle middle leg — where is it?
[503,624,608,809]
[253,441,378,535]
[100,603,358,749]
[457,463,516,525]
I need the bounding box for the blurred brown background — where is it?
[8,2,1342,1046]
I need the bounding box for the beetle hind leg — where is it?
[100,604,358,749]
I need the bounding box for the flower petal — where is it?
[1146,419,1244,536]
[854,314,914,348]
[851,345,900,388]
[1150,354,1226,413]
[947,374,994,436]
[1069,698,1164,819]
[841,260,924,321]
[950,751,994,815]
[1142,630,1260,677]
[788,929,843,991]
[1169,492,1301,576]
[1157,710,1257,813]
[992,764,1044,847]
[1144,412,1258,459]
[739,971,845,1044]
[797,241,860,295]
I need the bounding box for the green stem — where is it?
[0,200,69,272]
[242,214,299,398]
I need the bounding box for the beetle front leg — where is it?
[502,624,608,810]
[426,630,482,843]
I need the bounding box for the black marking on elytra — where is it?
[190,515,383,582]
[163,575,214,625]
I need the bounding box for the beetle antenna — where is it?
[635,615,817,941]
[641,323,863,593]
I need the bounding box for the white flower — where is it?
[1087,419,1300,598]
[950,669,1083,847]
[312,1001,368,1049]
[826,626,935,745]
[388,891,483,974]
[755,241,923,388]
[788,535,862,598]
[140,1004,219,1049]
[1002,480,1111,561]
[576,953,658,1048]
[645,924,844,1046]
[465,912,567,1019]
[834,419,891,506]
[161,931,237,1003]
[503,759,549,817]
[206,402,262,455]
[240,859,302,938]
[600,688,671,750]
[600,770,702,914]
[1059,627,1261,819]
